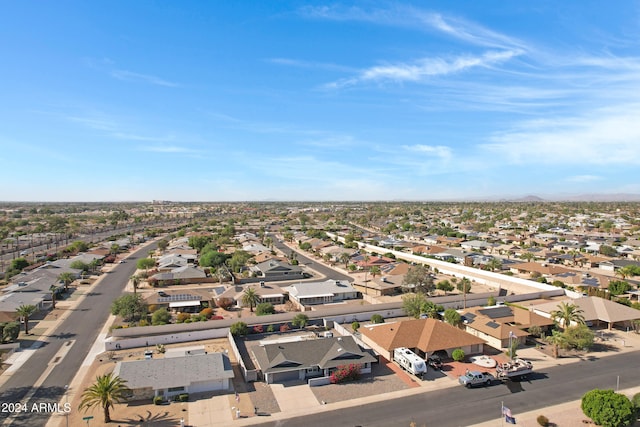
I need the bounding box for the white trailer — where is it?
[393,347,427,376]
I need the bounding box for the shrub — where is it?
[536,415,549,426]
[153,396,163,405]
[280,323,290,333]
[370,314,384,324]
[528,325,543,338]
[178,393,189,402]
[210,315,224,320]
[176,312,191,323]
[230,322,248,336]
[151,308,171,326]
[351,321,360,332]
[329,364,361,384]
[256,303,275,316]
[199,307,214,319]
[487,296,496,306]
[452,348,465,362]
[216,297,235,310]
[582,389,635,427]
[292,314,309,329]
[267,324,275,333]
[253,324,264,334]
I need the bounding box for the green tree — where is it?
[2,322,19,343]
[129,275,141,295]
[436,280,454,293]
[188,235,213,252]
[58,272,76,293]
[369,266,381,279]
[487,257,503,272]
[78,373,132,424]
[351,321,360,333]
[136,258,156,273]
[402,292,427,318]
[10,257,29,272]
[443,308,462,327]
[199,251,230,268]
[292,313,309,329]
[339,252,351,269]
[563,324,595,350]
[551,302,585,328]
[230,321,248,336]
[608,280,631,296]
[370,314,384,324]
[111,294,147,322]
[452,348,465,362]
[456,277,472,294]
[16,304,37,335]
[599,245,618,257]
[256,302,275,316]
[157,239,169,252]
[70,260,90,272]
[241,287,260,313]
[420,301,443,319]
[151,308,171,325]
[402,264,434,294]
[581,389,635,427]
[487,295,496,306]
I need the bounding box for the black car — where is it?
[428,355,443,370]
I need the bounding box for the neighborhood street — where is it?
[257,349,640,427]
[0,242,157,427]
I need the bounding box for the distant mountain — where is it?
[559,193,640,202]
[510,195,545,202]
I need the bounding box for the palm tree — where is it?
[129,275,141,295]
[550,302,585,328]
[521,252,536,262]
[370,266,381,279]
[16,304,37,335]
[241,287,260,313]
[58,272,75,293]
[78,372,131,423]
[339,252,351,269]
[487,258,502,272]
[49,285,58,309]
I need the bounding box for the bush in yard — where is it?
[153,396,163,405]
[216,297,235,310]
[280,323,290,333]
[151,308,171,325]
[330,364,361,384]
[452,348,465,362]
[253,324,264,334]
[267,324,275,333]
[199,307,214,319]
[256,302,275,316]
[210,315,224,320]
[178,393,189,402]
[292,314,309,329]
[176,312,191,323]
[351,321,360,332]
[581,389,635,427]
[230,322,248,336]
[370,314,384,324]
[536,415,549,426]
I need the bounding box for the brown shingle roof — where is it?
[360,318,484,353]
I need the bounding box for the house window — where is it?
[168,386,185,393]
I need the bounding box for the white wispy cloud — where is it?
[113,132,175,142]
[482,104,640,165]
[111,70,180,87]
[326,50,522,89]
[138,145,199,154]
[402,144,452,160]
[268,58,356,73]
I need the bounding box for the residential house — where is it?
[251,260,304,281]
[284,280,358,309]
[113,350,234,400]
[532,296,640,330]
[359,318,485,361]
[460,305,553,349]
[251,336,376,384]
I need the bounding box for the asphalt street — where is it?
[0,242,158,427]
[255,349,640,427]
[270,234,352,283]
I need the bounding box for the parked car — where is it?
[458,370,495,388]
[427,355,443,370]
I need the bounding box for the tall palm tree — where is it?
[78,372,131,424]
[370,266,381,279]
[550,302,585,328]
[129,275,141,295]
[487,258,502,272]
[58,272,75,293]
[49,285,58,309]
[241,287,260,313]
[339,252,351,269]
[16,304,37,335]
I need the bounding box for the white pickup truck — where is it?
[458,370,495,388]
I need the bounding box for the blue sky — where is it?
[1,1,640,202]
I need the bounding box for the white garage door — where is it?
[188,379,225,394]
